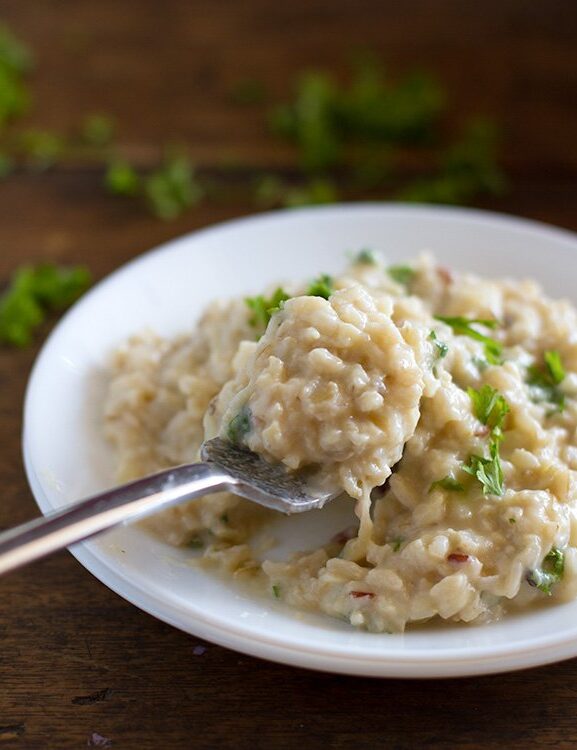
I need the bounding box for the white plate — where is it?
[23,204,577,678]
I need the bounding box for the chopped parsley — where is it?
[462,442,504,497]
[17,129,65,171]
[435,315,502,364]
[397,119,506,205]
[245,287,290,329]
[272,584,281,599]
[462,385,510,496]
[354,248,377,265]
[527,350,566,414]
[527,547,565,595]
[105,159,141,196]
[391,537,404,552]
[467,384,509,438]
[226,405,252,445]
[80,113,115,147]
[306,274,334,299]
[429,476,464,493]
[105,152,204,219]
[0,263,91,347]
[429,330,448,359]
[387,265,414,287]
[283,178,339,208]
[144,152,204,220]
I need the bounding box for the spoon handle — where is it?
[0,463,231,576]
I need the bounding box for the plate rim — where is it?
[22,202,577,678]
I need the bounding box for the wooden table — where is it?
[1,1,577,747]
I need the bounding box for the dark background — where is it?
[1,1,577,748]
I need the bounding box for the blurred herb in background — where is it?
[0,264,91,347]
[0,21,506,218]
[249,54,505,207]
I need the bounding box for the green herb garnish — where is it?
[283,178,339,208]
[188,536,204,550]
[462,442,504,497]
[105,159,141,196]
[80,113,115,147]
[387,265,414,287]
[226,405,252,445]
[354,249,377,265]
[245,287,290,329]
[435,315,502,364]
[18,129,65,171]
[0,264,91,347]
[467,384,509,438]
[0,23,32,126]
[527,350,566,414]
[429,330,448,359]
[272,584,281,599]
[429,476,464,493]
[391,538,404,552]
[398,119,506,205]
[144,151,204,220]
[306,274,334,300]
[527,547,565,595]
[462,385,509,496]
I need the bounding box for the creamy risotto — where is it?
[104,252,577,632]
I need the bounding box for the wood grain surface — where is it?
[1,1,577,748]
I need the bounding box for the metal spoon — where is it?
[0,438,338,576]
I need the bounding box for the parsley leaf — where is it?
[0,264,91,347]
[527,547,565,595]
[398,119,506,205]
[18,129,65,171]
[462,442,504,497]
[105,159,141,196]
[80,113,115,147]
[354,248,377,265]
[467,384,509,438]
[429,476,464,493]
[144,152,204,220]
[272,584,281,598]
[226,405,252,445]
[429,330,448,359]
[544,350,565,384]
[245,287,290,329]
[391,537,404,552]
[435,315,502,364]
[387,265,414,287]
[527,350,566,414]
[306,274,334,299]
[283,178,339,208]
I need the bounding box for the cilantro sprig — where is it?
[527,350,566,414]
[435,315,502,365]
[527,547,565,595]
